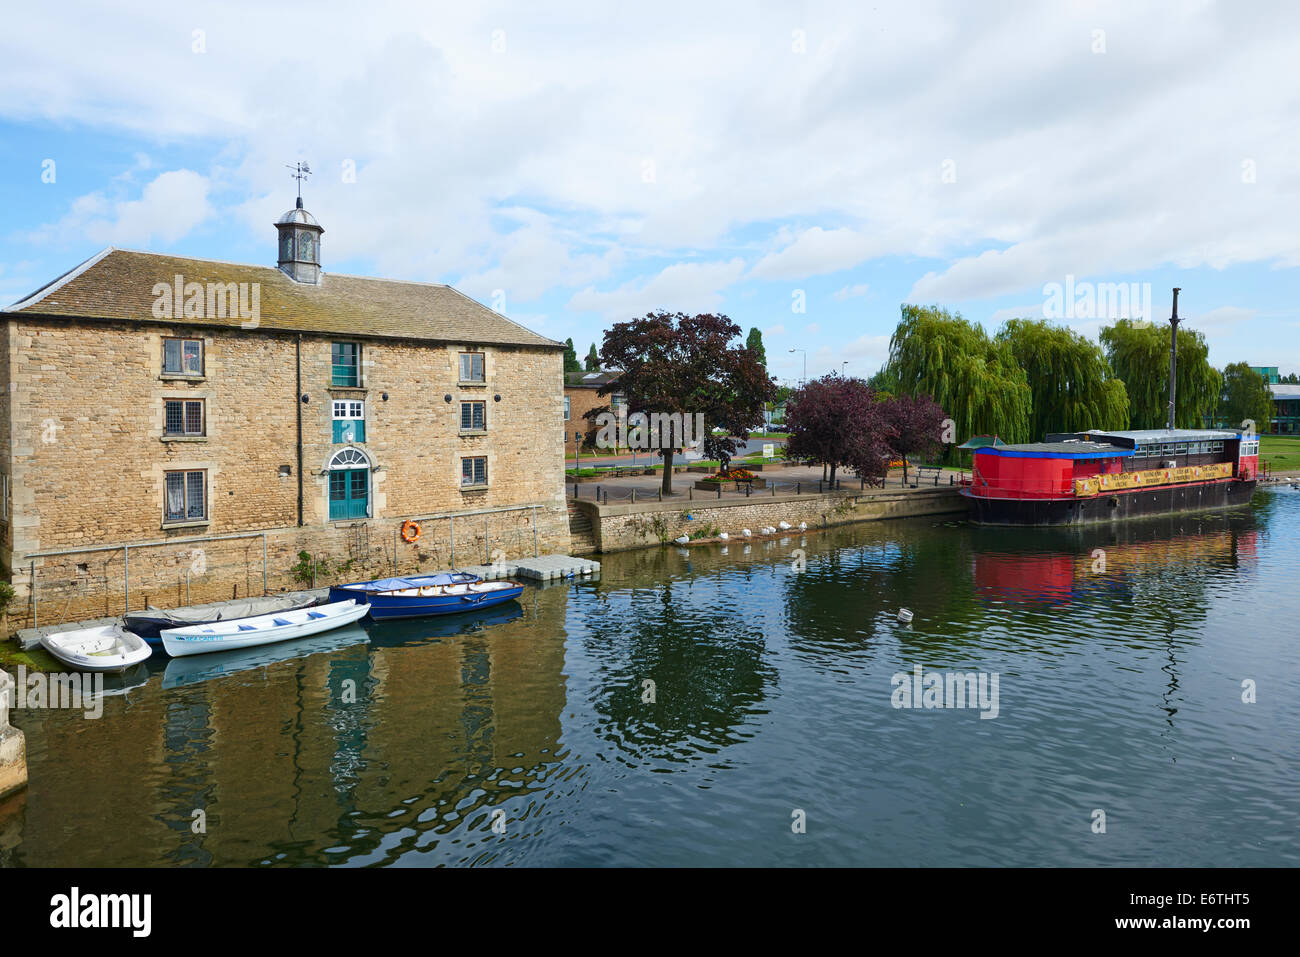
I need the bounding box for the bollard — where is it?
[797,482,801,495]
[658,488,662,502]
[631,489,636,504]
[0,669,27,800]
[717,484,722,499]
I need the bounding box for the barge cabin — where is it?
[963,428,1259,526]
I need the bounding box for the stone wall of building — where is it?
[573,487,966,552]
[2,317,569,628]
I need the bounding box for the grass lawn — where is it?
[1261,435,1300,473]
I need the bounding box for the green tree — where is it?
[1099,319,1221,429]
[1219,362,1274,434]
[563,338,582,378]
[585,343,600,371]
[746,327,767,369]
[883,304,1032,445]
[995,318,1129,437]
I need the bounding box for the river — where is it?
[2,489,1297,866]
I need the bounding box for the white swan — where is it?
[674,535,690,545]
[742,528,752,537]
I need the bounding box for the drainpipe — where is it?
[296,334,304,526]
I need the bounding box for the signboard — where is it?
[1073,462,1233,497]
[763,443,775,460]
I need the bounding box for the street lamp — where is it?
[841,361,848,375]
[789,348,806,384]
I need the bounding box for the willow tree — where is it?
[1099,319,1221,429]
[995,318,1129,437]
[883,304,1032,445]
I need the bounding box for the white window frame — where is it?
[564,395,571,420]
[332,399,364,421]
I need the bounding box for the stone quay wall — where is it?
[571,486,966,552]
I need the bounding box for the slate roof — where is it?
[4,247,562,349]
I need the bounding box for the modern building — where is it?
[1,197,570,626]
[1268,383,1300,434]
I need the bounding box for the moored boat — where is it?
[963,428,1259,526]
[328,573,525,621]
[40,624,152,673]
[125,592,327,645]
[160,599,369,657]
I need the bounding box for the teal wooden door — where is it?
[329,469,368,520]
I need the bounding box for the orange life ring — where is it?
[400,519,421,543]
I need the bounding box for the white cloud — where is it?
[1,1,1299,308]
[567,258,746,320]
[27,170,212,247]
[764,323,787,336]
[833,283,870,301]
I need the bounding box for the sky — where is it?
[1,1,1298,385]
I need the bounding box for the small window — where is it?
[332,400,365,443]
[164,399,205,436]
[611,393,627,414]
[564,395,571,420]
[460,401,486,431]
[164,470,206,522]
[163,338,203,375]
[332,342,360,386]
[459,352,485,382]
[461,456,488,487]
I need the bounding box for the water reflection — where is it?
[2,492,1295,867]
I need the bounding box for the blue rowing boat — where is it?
[327,573,525,621]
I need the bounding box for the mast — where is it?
[1167,287,1181,430]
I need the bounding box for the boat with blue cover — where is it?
[327,572,525,621]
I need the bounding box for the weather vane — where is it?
[287,161,312,201]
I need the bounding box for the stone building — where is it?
[0,199,568,626]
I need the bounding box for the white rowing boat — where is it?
[160,598,369,657]
[40,624,152,673]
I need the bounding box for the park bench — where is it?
[915,466,943,486]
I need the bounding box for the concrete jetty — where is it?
[0,669,26,800]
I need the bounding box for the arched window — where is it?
[327,448,370,520]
